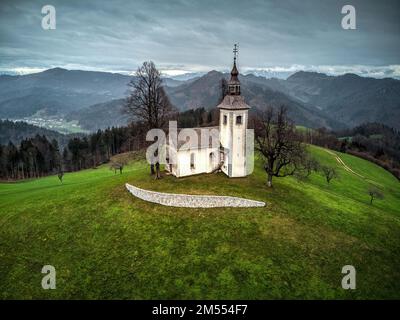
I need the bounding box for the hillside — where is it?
[66,99,128,131]
[0,68,132,119]
[2,68,399,132]
[280,71,400,130]
[166,71,343,129]
[0,69,183,120]
[0,146,399,299]
[0,119,79,148]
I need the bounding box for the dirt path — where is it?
[324,149,383,187]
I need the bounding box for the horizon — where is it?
[1,65,400,81]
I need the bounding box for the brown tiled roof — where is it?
[217,95,250,110]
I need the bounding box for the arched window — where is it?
[190,153,195,170]
[236,115,242,125]
[209,152,215,167]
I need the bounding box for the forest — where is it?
[1,107,399,181]
[0,122,146,180]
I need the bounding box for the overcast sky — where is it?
[0,0,399,78]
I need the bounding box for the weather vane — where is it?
[233,43,239,62]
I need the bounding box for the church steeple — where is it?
[228,44,240,95]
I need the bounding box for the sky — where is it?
[0,0,399,78]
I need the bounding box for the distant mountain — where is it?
[243,69,294,79]
[0,68,180,120]
[161,77,186,87]
[167,72,204,81]
[0,119,79,148]
[165,71,342,129]
[0,68,132,119]
[2,68,400,132]
[280,71,400,130]
[66,98,128,131]
[166,71,224,111]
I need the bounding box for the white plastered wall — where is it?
[219,109,248,177]
[175,147,219,177]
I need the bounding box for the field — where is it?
[0,145,399,299]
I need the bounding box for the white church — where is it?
[165,46,252,178]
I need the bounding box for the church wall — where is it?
[231,110,248,177]
[219,109,231,176]
[219,109,248,177]
[175,147,219,177]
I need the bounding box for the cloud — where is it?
[244,64,400,79]
[0,0,399,77]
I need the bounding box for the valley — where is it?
[6,115,88,134]
[1,68,399,133]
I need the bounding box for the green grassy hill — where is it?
[0,145,399,299]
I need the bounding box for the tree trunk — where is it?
[267,173,273,187]
[155,162,161,179]
[150,164,155,175]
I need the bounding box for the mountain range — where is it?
[0,68,399,134]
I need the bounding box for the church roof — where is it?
[230,60,239,82]
[217,95,250,110]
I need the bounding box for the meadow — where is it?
[0,145,399,299]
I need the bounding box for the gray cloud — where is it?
[0,0,399,77]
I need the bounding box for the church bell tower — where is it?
[217,44,250,177]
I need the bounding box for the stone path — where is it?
[125,183,266,208]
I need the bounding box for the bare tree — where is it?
[254,106,308,187]
[321,166,338,184]
[124,61,174,130]
[155,161,161,180]
[57,169,64,184]
[124,61,175,175]
[368,186,384,205]
[295,156,320,181]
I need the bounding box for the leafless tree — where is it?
[295,156,320,181]
[321,166,338,184]
[254,106,308,187]
[124,61,176,175]
[155,161,161,180]
[124,61,175,130]
[368,186,384,205]
[57,169,64,184]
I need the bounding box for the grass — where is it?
[0,145,399,299]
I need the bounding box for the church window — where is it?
[190,153,195,170]
[223,115,227,125]
[236,115,242,124]
[209,152,215,167]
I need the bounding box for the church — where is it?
[165,46,252,178]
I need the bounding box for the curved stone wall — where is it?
[125,183,266,208]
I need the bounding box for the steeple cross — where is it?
[233,43,239,62]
